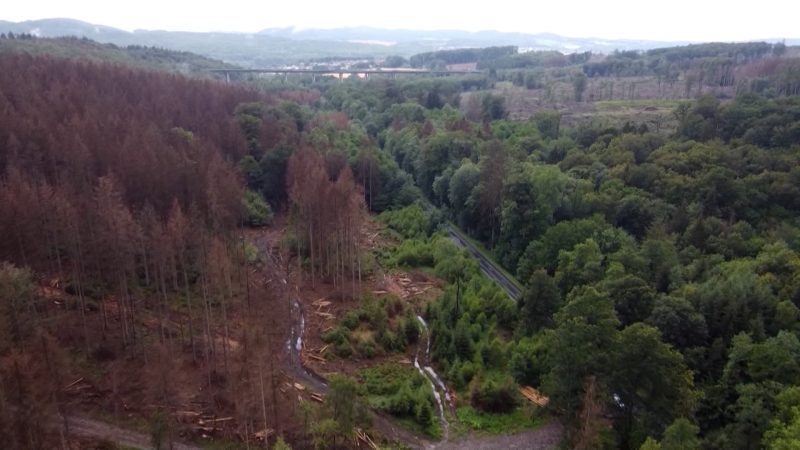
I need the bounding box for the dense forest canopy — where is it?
[300,64,800,448]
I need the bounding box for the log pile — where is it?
[355,428,378,449]
[520,386,550,407]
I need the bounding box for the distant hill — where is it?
[0,18,407,66]
[0,18,129,40]
[1,18,798,67]
[258,26,693,53]
[0,35,237,76]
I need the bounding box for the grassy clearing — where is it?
[455,404,544,435]
[594,99,685,111]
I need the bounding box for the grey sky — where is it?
[3,0,798,41]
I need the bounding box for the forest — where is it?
[0,37,800,450]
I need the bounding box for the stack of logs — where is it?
[519,386,550,407]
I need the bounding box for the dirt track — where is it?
[428,421,562,450]
[62,415,201,450]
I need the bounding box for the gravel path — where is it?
[428,421,562,450]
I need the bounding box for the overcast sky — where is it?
[3,0,798,42]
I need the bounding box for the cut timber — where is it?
[254,429,274,440]
[200,417,233,423]
[520,386,550,407]
[319,344,330,354]
[308,354,327,362]
[293,382,306,391]
[315,300,332,309]
[356,428,378,449]
[64,377,84,389]
[315,312,335,319]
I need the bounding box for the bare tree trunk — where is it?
[181,258,197,360]
[258,356,269,449]
[72,259,90,354]
[158,264,169,345]
[308,221,315,288]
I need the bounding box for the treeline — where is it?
[409,45,517,68]
[674,93,800,146]
[0,32,36,40]
[583,42,787,86]
[407,45,591,71]
[736,57,800,97]
[0,36,237,76]
[647,42,776,63]
[478,50,591,70]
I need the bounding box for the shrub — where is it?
[322,326,348,346]
[356,335,378,358]
[335,341,352,358]
[394,239,436,267]
[379,204,429,239]
[378,329,405,353]
[469,373,519,413]
[341,311,360,330]
[388,382,417,416]
[509,337,546,386]
[384,295,404,316]
[242,190,274,226]
[460,360,478,386]
[404,313,421,344]
[479,338,508,370]
[415,398,435,427]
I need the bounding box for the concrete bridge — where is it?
[209,68,481,82]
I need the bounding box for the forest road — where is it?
[55,414,201,450]
[446,225,522,300]
[428,421,562,450]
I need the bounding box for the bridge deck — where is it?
[209,68,480,75]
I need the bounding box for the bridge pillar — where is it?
[225,72,230,83]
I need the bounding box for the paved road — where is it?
[446,225,522,301]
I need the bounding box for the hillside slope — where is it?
[0,35,235,76]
